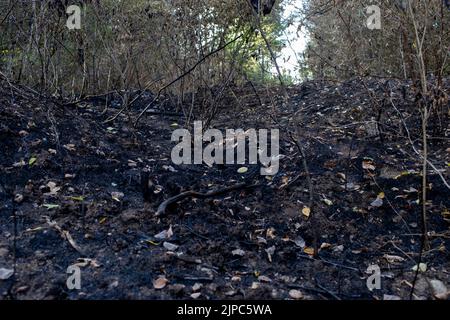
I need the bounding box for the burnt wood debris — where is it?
[250,0,277,15]
[0,0,449,301]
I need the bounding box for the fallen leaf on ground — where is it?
[265,246,275,263]
[266,227,276,239]
[192,283,203,292]
[163,242,179,251]
[412,263,427,272]
[370,197,383,208]
[70,196,84,202]
[302,206,311,217]
[154,226,174,240]
[0,268,14,280]
[293,237,306,248]
[289,289,304,300]
[111,191,124,202]
[190,292,201,299]
[383,254,405,263]
[258,275,272,283]
[63,144,76,151]
[232,249,245,256]
[362,160,376,171]
[45,181,60,196]
[42,204,59,210]
[28,157,37,166]
[153,276,168,289]
[430,279,448,300]
[237,167,248,174]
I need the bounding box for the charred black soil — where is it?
[0,77,449,300]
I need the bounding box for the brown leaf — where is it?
[153,276,168,289]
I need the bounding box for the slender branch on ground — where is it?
[156,182,258,216]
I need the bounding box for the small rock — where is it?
[383,294,401,300]
[192,283,203,292]
[294,237,306,248]
[0,268,14,280]
[250,282,260,289]
[191,292,201,299]
[370,197,383,208]
[430,279,448,300]
[231,249,245,256]
[289,289,304,300]
[163,242,179,251]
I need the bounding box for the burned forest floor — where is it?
[0,76,449,300]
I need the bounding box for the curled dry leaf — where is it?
[45,181,61,196]
[153,276,168,289]
[43,204,59,210]
[302,206,311,217]
[362,160,376,171]
[111,191,124,202]
[266,227,276,239]
[320,242,332,250]
[383,254,405,263]
[155,226,174,240]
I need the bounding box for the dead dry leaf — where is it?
[289,289,304,300]
[153,276,168,289]
[302,206,311,217]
